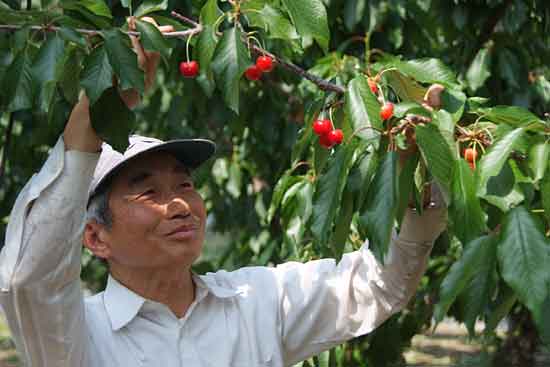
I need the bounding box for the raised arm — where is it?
[272,205,447,366]
[0,18,169,366]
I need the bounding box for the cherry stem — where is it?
[185,31,193,62]
[347,125,384,144]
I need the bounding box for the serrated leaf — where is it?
[528,141,549,183]
[415,123,455,198]
[450,160,486,244]
[135,19,170,63]
[498,206,550,320]
[31,34,65,111]
[3,47,33,111]
[242,2,299,40]
[211,27,251,113]
[434,234,497,323]
[467,47,491,91]
[380,57,458,88]
[267,171,302,223]
[58,27,87,48]
[80,45,114,105]
[440,88,466,123]
[103,29,144,93]
[359,151,398,263]
[196,25,218,79]
[200,0,222,25]
[90,87,135,152]
[281,0,330,51]
[542,166,550,225]
[479,106,545,130]
[311,142,356,246]
[61,0,112,18]
[330,190,354,259]
[477,127,525,196]
[134,0,168,17]
[347,149,378,211]
[396,153,418,224]
[383,70,426,103]
[485,286,517,335]
[345,75,382,145]
[59,46,82,103]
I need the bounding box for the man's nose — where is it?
[165,195,191,219]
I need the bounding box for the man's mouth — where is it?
[165,224,199,240]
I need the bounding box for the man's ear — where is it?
[83,220,112,259]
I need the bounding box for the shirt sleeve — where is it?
[273,206,447,366]
[0,136,99,367]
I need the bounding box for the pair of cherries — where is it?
[245,56,274,80]
[313,119,343,148]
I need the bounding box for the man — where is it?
[0,20,446,367]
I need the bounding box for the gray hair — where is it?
[86,186,113,229]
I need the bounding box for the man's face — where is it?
[102,151,206,270]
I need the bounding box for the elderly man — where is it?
[0,24,446,367]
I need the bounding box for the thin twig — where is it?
[0,113,15,186]
[171,11,200,27]
[0,24,202,38]
[250,45,345,94]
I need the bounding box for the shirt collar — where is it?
[103,273,241,331]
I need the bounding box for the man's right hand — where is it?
[63,17,174,153]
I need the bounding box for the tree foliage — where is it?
[0,0,549,365]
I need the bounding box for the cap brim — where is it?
[92,138,216,197]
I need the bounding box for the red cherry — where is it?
[380,102,394,120]
[312,119,332,136]
[368,78,378,94]
[327,129,344,145]
[245,65,262,81]
[319,134,334,149]
[464,148,478,162]
[256,55,274,72]
[179,61,199,78]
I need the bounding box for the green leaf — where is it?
[311,142,356,247]
[211,27,251,113]
[380,57,458,88]
[498,206,550,319]
[135,19,170,63]
[415,123,455,198]
[533,295,550,346]
[449,160,486,244]
[359,151,398,263]
[434,234,497,323]
[498,48,522,89]
[344,0,366,31]
[440,88,466,123]
[330,190,354,260]
[477,127,525,196]
[466,47,491,91]
[59,46,82,103]
[134,0,168,17]
[90,87,135,152]
[383,70,426,103]
[80,45,114,105]
[200,0,222,25]
[196,25,219,79]
[433,110,459,160]
[103,29,144,93]
[528,141,550,183]
[58,27,87,48]
[483,160,525,212]
[485,286,517,335]
[345,75,382,146]
[281,0,330,51]
[542,166,550,225]
[478,106,545,130]
[61,0,112,18]
[2,47,33,111]
[31,34,65,111]
[396,153,418,224]
[346,146,378,210]
[120,0,131,9]
[242,2,299,40]
[267,171,302,223]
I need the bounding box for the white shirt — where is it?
[0,137,446,367]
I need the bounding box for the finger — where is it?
[127,16,136,31]
[158,25,175,33]
[140,16,159,27]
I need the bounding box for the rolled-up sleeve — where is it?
[0,136,99,367]
[273,206,447,366]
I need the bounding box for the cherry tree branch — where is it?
[0,10,344,95]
